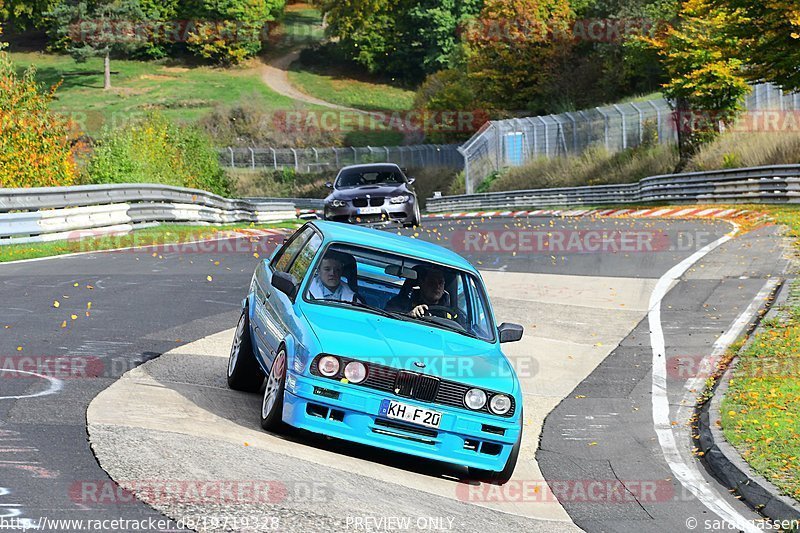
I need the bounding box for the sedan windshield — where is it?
[335,169,405,188]
[304,244,496,342]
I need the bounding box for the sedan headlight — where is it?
[329,199,346,208]
[344,361,367,383]
[464,388,487,410]
[389,195,409,204]
[318,355,340,377]
[489,394,512,415]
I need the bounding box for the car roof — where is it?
[336,163,403,173]
[309,220,477,274]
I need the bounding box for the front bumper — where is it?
[282,371,520,472]
[324,200,416,225]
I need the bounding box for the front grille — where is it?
[309,354,515,417]
[395,371,415,397]
[393,371,439,402]
[352,197,384,208]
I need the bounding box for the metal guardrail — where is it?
[0,184,297,245]
[426,165,800,212]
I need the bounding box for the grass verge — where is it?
[717,204,800,503]
[720,283,800,502]
[0,221,301,263]
[9,52,297,136]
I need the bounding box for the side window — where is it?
[272,228,313,273]
[288,234,323,284]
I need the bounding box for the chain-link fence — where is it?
[218,144,464,173]
[459,83,800,193]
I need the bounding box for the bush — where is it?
[198,97,344,148]
[488,143,679,192]
[0,50,78,188]
[686,132,800,171]
[88,113,230,196]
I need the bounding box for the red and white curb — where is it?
[422,207,763,221]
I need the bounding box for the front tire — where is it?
[468,411,522,485]
[227,309,264,392]
[260,348,287,431]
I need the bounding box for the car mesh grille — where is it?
[352,197,384,207]
[309,355,515,417]
[393,371,439,402]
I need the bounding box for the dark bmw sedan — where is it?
[323,164,421,227]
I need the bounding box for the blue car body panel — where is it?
[243,220,523,472]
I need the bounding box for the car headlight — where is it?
[344,361,367,383]
[329,199,346,208]
[389,195,409,204]
[489,394,512,415]
[464,388,487,410]
[318,355,340,377]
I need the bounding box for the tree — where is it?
[315,0,483,79]
[183,0,286,65]
[463,0,574,114]
[0,0,61,28]
[642,0,750,163]
[0,32,79,187]
[712,0,800,91]
[48,0,151,90]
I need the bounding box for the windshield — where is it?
[303,243,496,342]
[335,168,406,188]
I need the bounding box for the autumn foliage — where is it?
[0,49,78,188]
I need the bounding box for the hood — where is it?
[329,184,407,201]
[301,302,516,393]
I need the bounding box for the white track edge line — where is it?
[648,222,761,533]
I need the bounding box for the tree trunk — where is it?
[104,52,111,90]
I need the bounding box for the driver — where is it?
[386,267,451,318]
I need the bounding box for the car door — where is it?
[252,227,314,368]
[259,226,323,369]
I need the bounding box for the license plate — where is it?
[357,206,382,215]
[379,399,442,429]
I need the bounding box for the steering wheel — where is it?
[424,305,461,319]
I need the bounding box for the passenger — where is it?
[308,252,357,302]
[386,267,450,318]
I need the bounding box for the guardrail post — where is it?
[565,112,578,153]
[333,147,340,167]
[384,146,390,162]
[577,110,590,148]
[270,148,277,170]
[248,147,255,169]
[228,147,235,168]
[352,146,358,164]
[312,148,319,168]
[291,148,298,171]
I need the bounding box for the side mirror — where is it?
[407,177,416,185]
[325,182,333,189]
[498,323,523,343]
[271,271,297,299]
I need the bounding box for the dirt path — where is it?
[259,49,366,113]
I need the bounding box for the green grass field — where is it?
[10,51,297,136]
[288,63,416,112]
[0,221,301,263]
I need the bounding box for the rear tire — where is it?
[260,348,287,431]
[468,411,522,485]
[227,309,264,392]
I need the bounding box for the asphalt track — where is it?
[0,214,791,532]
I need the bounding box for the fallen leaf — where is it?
[53,300,60,308]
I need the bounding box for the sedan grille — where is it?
[309,354,515,417]
[352,197,384,207]
[393,371,439,402]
